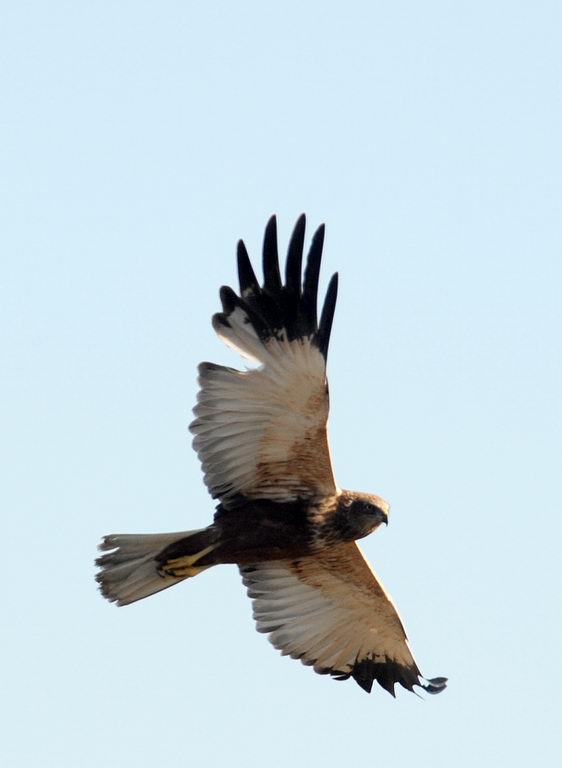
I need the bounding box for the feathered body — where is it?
[96,216,447,698]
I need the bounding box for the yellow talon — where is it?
[161,544,217,578]
[162,558,211,579]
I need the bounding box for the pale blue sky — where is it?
[1,1,561,766]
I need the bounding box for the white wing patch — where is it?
[190,304,337,503]
[240,543,418,678]
[212,305,266,363]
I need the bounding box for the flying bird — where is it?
[96,216,447,698]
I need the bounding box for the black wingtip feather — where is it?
[262,216,282,292]
[346,656,419,697]
[237,240,259,296]
[219,285,237,313]
[421,676,448,694]
[285,214,306,296]
[219,216,337,361]
[328,657,446,698]
[317,272,338,359]
[301,223,325,329]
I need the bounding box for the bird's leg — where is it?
[159,544,217,578]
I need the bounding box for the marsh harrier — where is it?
[96,216,447,698]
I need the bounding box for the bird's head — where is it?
[336,491,390,540]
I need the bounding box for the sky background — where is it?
[1,1,561,766]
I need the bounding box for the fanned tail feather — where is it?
[96,530,211,606]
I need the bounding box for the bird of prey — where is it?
[96,215,447,698]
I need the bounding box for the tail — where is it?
[96,527,218,606]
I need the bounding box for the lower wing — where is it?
[240,541,447,697]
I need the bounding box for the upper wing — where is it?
[190,215,339,506]
[240,542,447,697]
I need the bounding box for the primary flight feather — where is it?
[96,215,447,698]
